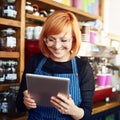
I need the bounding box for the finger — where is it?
[67,94,72,99]
[23,90,29,94]
[50,96,68,110]
[57,93,69,104]
[24,101,36,108]
[50,96,61,107]
[23,91,37,109]
[57,93,74,104]
[24,96,35,103]
[23,90,30,97]
[23,98,37,109]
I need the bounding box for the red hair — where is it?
[39,10,81,59]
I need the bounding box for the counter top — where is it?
[92,99,120,115]
[0,99,120,120]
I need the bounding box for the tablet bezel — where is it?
[26,73,70,106]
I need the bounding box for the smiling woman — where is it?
[43,26,73,62]
[16,10,95,120]
[39,11,81,60]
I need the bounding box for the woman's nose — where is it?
[53,41,62,48]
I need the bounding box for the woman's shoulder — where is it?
[31,52,44,58]
[75,56,92,73]
[24,53,45,73]
[75,56,89,66]
[29,53,44,62]
[26,53,45,67]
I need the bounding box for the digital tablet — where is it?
[26,73,70,106]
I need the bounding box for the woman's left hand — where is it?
[50,93,76,115]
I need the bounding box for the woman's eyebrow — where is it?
[49,36,56,39]
[49,35,71,39]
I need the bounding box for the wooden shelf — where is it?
[27,0,102,22]
[107,65,120,70]
[26,13,46,22]
[0,18,21,28]
[0,84,10,92]
[0,51,20,58]
[92,100,120,115]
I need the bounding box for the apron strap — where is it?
[71,58,78,73]
[35,57,47,71]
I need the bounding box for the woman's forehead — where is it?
[47,24,72,36]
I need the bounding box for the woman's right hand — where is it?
[23,90,37,109]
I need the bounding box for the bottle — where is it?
[1,92,8,114]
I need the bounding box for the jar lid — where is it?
[1,28,16,35]
[3,0,16,4]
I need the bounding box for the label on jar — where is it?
[6,73,17,81]
[0,75,5,82]
[0,65,5,82]
[3,9,17,18]
[1,102,8,113]
[6,36,16,47]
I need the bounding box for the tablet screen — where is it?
[26,73,70,106]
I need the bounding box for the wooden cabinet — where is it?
[0,0,25,91]
[0,0,103,91]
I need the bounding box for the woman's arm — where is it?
[77,58,95,120]
[16,53,43,112]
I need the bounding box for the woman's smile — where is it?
[45,26,73,62]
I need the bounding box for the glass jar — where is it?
[0,33,6,51]
[0,60,5,83]
[2,2,17,19]
[0,28,16,51]
[1,92,9,114]
[5,60,17,83]
[25,2,34,14]
[81,23,90,42]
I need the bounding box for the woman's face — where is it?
[45,27,73,62]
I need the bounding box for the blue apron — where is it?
[28,57,82,120]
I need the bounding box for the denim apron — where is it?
[28,57,82,120]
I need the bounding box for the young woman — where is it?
[16,10,95,120]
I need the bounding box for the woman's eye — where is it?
[61,39,68,42]
[49,38,55,41]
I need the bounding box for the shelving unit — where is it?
[25,0,105,59]
[0,0,25,91]
[0,0,104,91]
[0,18,21,27]
[26,0,103,22]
